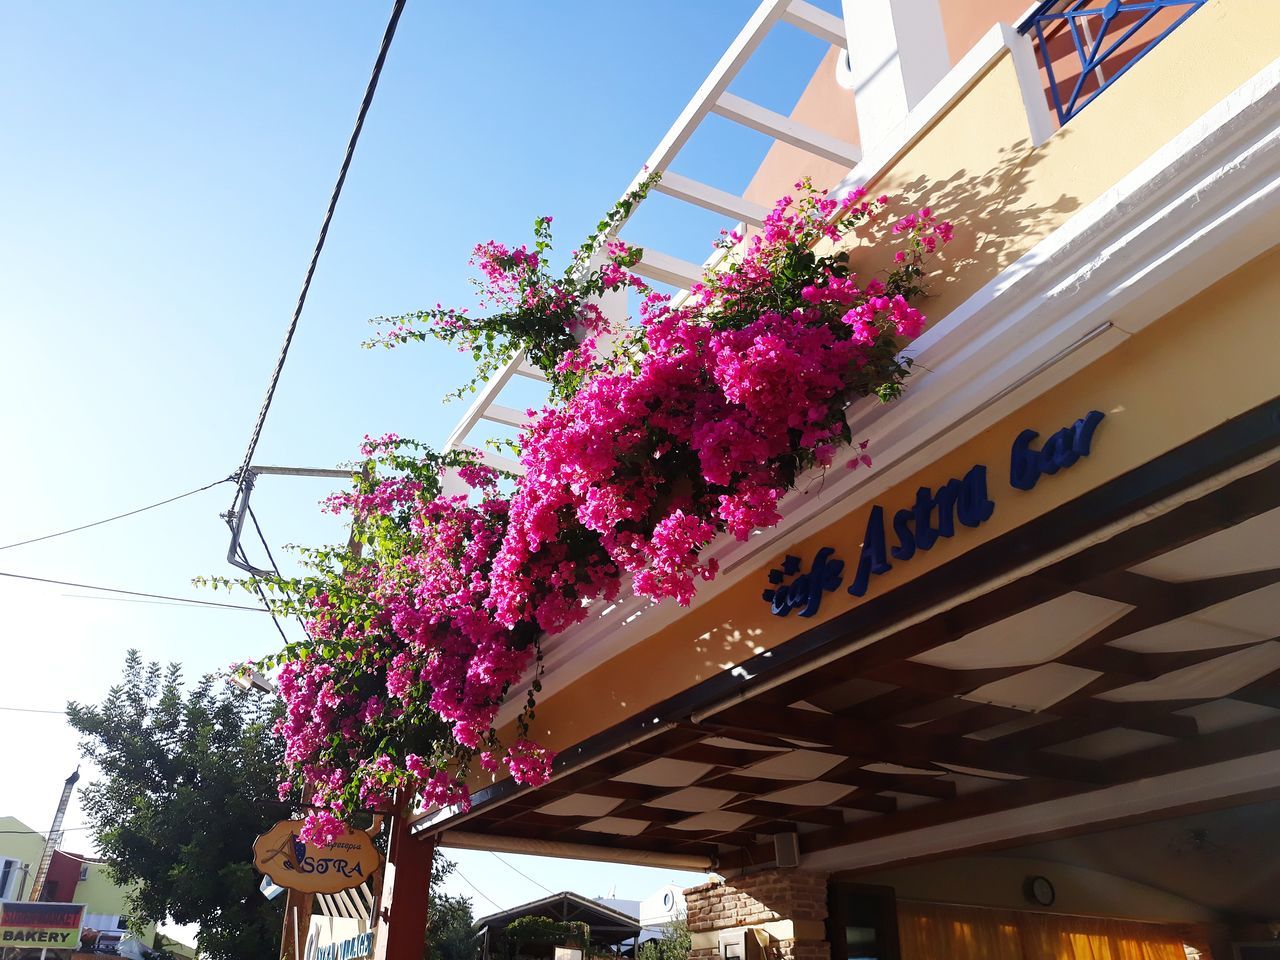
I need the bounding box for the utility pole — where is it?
[28,767,79,902]
[247,483,369,960]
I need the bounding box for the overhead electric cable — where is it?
[0,477,232,551]
[245,505,312,645]
[62,594,262,612]
[235,544,291,644]
[248,505,290,584]
[0,705,67,715]
[489,851,554,894]
[229,0,408,498]
[0,571,270,612]
[452,867,503,910]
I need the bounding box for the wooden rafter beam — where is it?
[718,778,1084,871]
[723,800,845,828]
[705,703,1108,784]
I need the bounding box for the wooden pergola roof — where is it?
[418,402,1280,873]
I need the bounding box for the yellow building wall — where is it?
[876,0,1277,325]
[0,817,48,898]
[76,861,157,942]
[747,0,1277,332]
[440,0,1280,804]
[0,818,167,947]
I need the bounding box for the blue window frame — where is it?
[1019,0,1207,125]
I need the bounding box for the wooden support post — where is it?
[373,805,435,960]
[279,887,313,960]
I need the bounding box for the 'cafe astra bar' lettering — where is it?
[763,411,1104,617]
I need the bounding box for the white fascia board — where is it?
[497,59,1280,731]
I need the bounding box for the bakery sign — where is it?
[763,411,1105,617]
[253,820,382,894]
[0,901,85,947]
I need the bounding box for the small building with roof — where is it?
[474,892,643,960]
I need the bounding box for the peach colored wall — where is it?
[941,0,1032,64]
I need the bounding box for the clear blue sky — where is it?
[0,0,838,918]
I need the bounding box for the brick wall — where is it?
[685,870,829,960]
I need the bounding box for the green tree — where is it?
[67,651,287,960]
[636,919,690,960]
[69,651,470,960]
[427,860,476,960]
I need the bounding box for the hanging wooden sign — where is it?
[252,819,382,894]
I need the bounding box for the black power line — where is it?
[235,543,290,645]
[489,851,553,894]
[452,867,503,910]
[0,570,270,613]
[242,504,312,646]
[0,477,232,552]
[229,0,408,497]
[0,705,66,715]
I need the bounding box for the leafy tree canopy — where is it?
[427,863,477,960]
[637,918,691,960]
[67,651,288,959]
[68,651,475,960]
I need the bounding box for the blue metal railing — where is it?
[1019,0,1207,125]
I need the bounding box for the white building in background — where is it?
[638,884,686,928]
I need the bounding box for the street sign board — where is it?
[252,820,381,894]
[0,901,85,949]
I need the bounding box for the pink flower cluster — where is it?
[268,181,953,844]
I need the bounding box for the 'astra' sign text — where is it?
[763,411,1104,617]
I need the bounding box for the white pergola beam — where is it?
[654,171,770,226]
[632,248,705,290]
[713,91,861,166]
[339,888,365,921]
[481,403,533,430]
[611,0,794,228]
[443,351,526,451]
[442,0,855,461]
[458,444,525,477]
[782,0,848,48]
[515,359,548,382]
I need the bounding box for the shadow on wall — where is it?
[693,620,769,675]
[876,134,1081,324]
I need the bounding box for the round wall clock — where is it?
[1024,875,1056,906]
